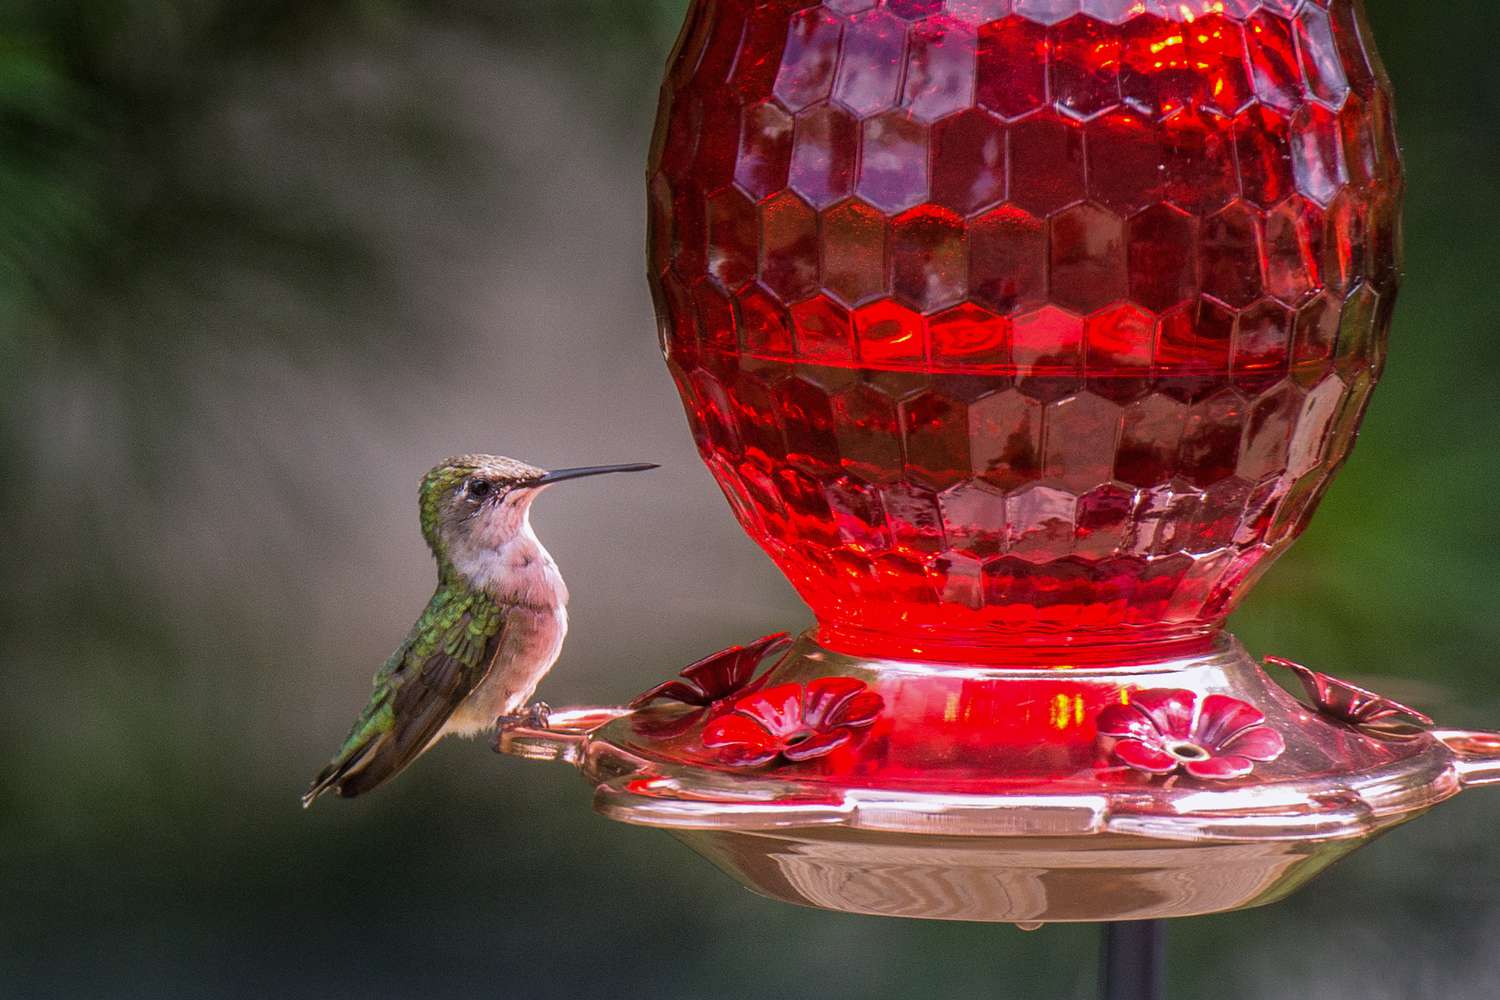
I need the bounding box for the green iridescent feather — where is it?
[303,578,506,804]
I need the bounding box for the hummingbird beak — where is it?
[532,463,659,486]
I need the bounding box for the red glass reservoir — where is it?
[648,0,1402,662]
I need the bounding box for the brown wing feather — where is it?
[304,592,506,805]
[332,642,486,798]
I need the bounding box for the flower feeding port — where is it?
[498,0,1500,990]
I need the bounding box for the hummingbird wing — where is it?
[303,585,505,806]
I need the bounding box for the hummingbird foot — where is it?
[495,701,552,736]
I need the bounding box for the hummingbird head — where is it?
[419,454,657,573]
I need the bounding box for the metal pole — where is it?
[1099,920,1165,1000]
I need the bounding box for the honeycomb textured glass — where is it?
[648,0,1402,662]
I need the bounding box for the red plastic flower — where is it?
[1265,656,1432,728]
[702,678,884,768]
[1097,689,1285,780]
[630,633,790,710]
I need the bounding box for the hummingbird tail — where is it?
[302,723,435,807]
[302,736,383,808]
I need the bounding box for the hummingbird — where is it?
[303,454,656,806]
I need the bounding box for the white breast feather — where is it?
[442,513,570,737]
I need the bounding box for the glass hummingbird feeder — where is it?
[499,0,1500,924]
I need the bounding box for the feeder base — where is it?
[674,825,1376,924]
[498,632,1500,923]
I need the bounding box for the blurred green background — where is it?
[1,1,1496,997]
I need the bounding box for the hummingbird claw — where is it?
[494,702,553,745]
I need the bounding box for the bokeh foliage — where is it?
[1,2,1497,998]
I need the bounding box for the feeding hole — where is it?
[1166,740,1210,762]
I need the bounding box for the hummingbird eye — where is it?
[468,479,492,500]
